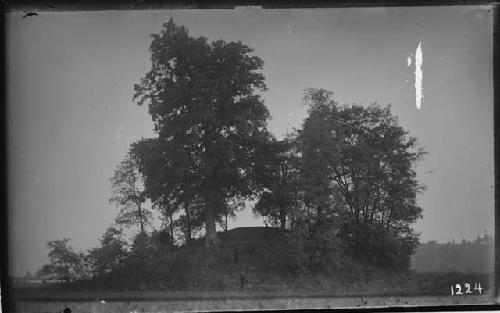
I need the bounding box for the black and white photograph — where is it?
[5,4,496,312]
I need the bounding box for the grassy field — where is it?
[11,272,493,301]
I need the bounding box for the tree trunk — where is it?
[353,169,361,223]
[370,194,379,223]
[185,203,192,242]
[279,205,286,230]
[169,214,175,246]
[225,210,228,232]
[138,203,144,234]
[352,175,360,253]
[305,202,311,236]
[204,193,220,249]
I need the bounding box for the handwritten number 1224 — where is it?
[450,283,483,295]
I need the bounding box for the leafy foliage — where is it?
[36,21,428,291]
[253,138,299,230]
[44,239,82,282]
[89,226,128,277]
[110,151,151,234]
[132,18,272,247]
[296,88,425,268]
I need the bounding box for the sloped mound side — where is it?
[159,227,387,292]
[218,227,284,242]
[18,227,492,297]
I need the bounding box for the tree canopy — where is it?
[89,226,128,276]
[45,238,82,282]
[252,138,299,230]
[296,88,425,267]
[110,150,151,234]
[132,19,273,247]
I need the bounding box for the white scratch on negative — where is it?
[415,41,423,110]
[407,56,412,67]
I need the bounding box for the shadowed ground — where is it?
[13,294,495,312]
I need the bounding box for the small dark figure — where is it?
[239,271,247,291]
[233,248,239,264]
[63,307,72,313]
[22,12,38,18]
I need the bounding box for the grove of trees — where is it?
[38,19,426,287]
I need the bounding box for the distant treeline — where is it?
[411,235,493,273]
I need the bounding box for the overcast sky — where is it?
[7,6,493,276]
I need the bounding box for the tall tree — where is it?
[89,226,128,276]
[45,238,81,282]
[298,88,425,266]
[296,90,345,229]
[153,195,178,245]
[253,138,298,230]
[76,252,95,280]
[110,151,151,234]
[133,19,272,248]
[131,138,201,244]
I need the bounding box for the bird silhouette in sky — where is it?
[22,12,38,18]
